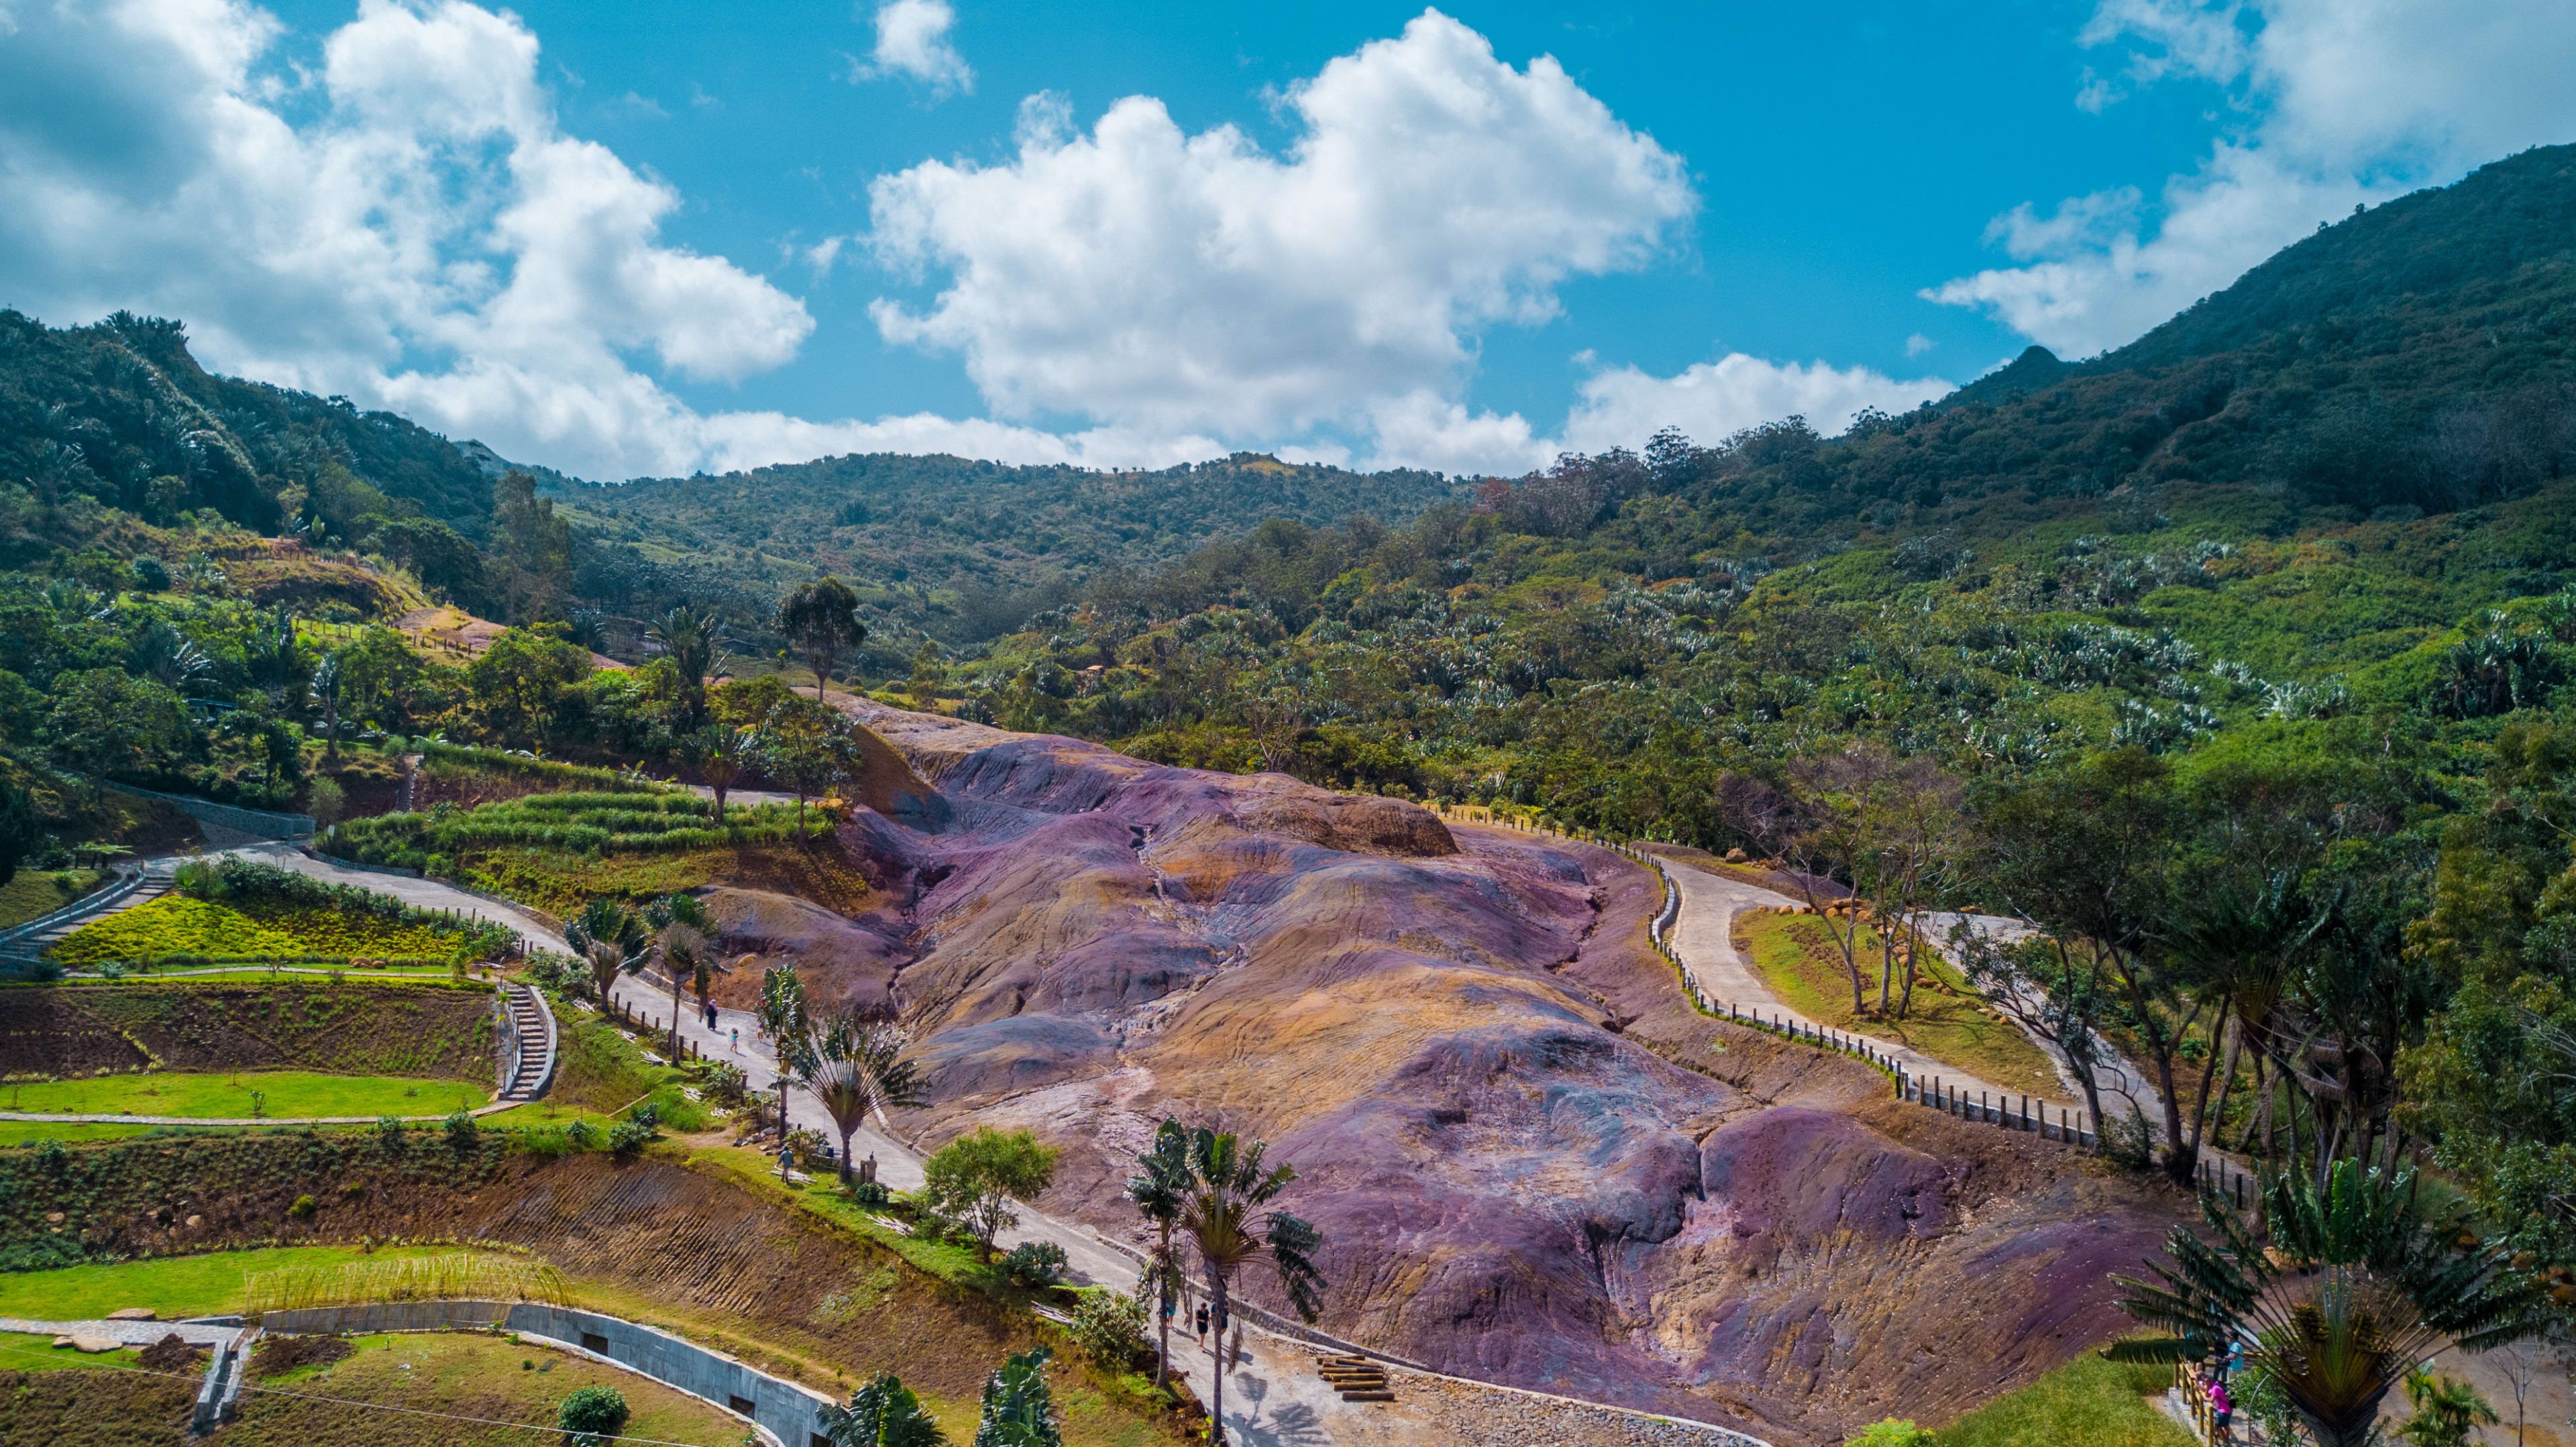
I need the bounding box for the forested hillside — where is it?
[549,449,1467,640]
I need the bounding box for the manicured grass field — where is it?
[1737,910,2063,1097]
[0,1245,478,1320]
[0,1122,164,1147]
[0,869,101,930]
[1,1071,488,1120]
[99,965,464,984]
[1937,1353,2196,1447]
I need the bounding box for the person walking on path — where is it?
[730,1027,740,1053]
[703,1000,718,1030]
[1194,1303,1210,1347]
[2207,1377,2232,1443]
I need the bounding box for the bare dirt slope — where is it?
[785,702,2181,1445]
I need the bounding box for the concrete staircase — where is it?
[0,859,178,965]
[496,983,557,1102]
[1318,1354,1395,1403]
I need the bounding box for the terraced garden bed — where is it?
[48,857,513,969]
[0,980,496,1081]
[325,790,824,877]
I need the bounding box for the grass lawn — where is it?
[0,1244,481,1320]
[0,1071,488,1120]
[1736,910,2063,1098]
[219,1332,751,1446]
[0,1122,166,1147]
[99,965,466,984]
[0,869,100,930]
[1937,1353,2196,1447]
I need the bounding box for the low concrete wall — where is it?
[258,1299,835,1447]
[510,1304,835,1447]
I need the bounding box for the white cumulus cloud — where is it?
[1364,356,1951,477]
[851,0,972,97]
[0,0,823,478]
[864,7,1696,443]
[1929,0,2576,357]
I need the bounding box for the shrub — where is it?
[606,1118,654,1157]
[847,1179,892,1208]
[287,1194,318,1221]
[700,1061,748,1108]
[557,1385,629,1447]
[443,1109,478,1153]
[782,1126,830,1169]
[1003,1240,1067,1287]
[1068,1288,1152,1366]
[1850,1422,1936,1447]
[564,1120,601,1150]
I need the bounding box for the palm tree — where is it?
[646,892,712,1063]
[1171,1126,1326,1444]
[2111,1161,2548,1447]
[759,965,814,1175]
[803,1011,926,1183]
[777,576,864,700]
[1124,1120,1191,1390]
[310,652,344,762]
[646,604,727,729]
[684,725,751,824]
[818,1371,944,1446]
[564,899,649,1014]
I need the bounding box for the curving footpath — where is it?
[1657,859,2049,1110]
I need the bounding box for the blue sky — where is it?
[4,1,2571,479]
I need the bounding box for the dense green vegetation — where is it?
[553,448,1467,647]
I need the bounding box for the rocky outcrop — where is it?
[808,700,2177,1444]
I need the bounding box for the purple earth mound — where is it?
[781,701,2178,1445]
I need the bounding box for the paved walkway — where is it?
[0,1316,241,1348]
[227,845,572,955]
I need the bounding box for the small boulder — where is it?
[105,1307,156,1322]
[53,1335,122,1354]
